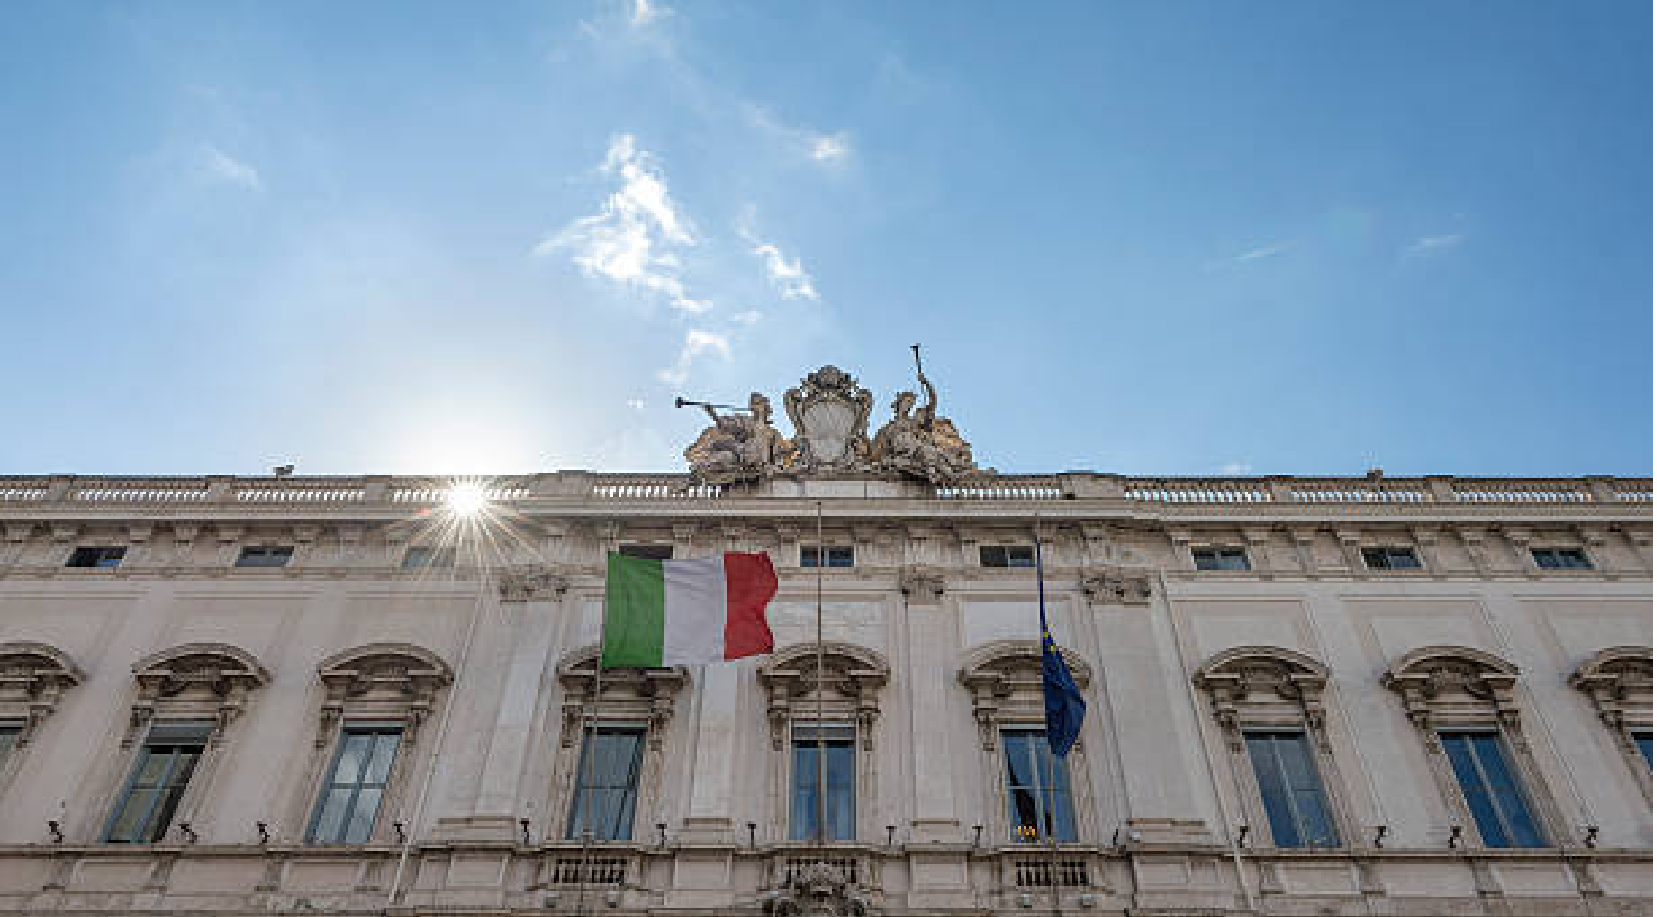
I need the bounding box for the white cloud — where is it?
[626,398,646,411]
[202,146,262,191]
[536,134,709,313]
[629,0,665,27]
[732,309,762,324]
[657,329,731,385]
[1404,232,1465,256]
[750,241,819,301]
[744,105,853,168]
[1219,461,1253,475]
[1233,240,1291,262]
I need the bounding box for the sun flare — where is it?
[444,481,489,517]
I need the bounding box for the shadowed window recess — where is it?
[566,725,645,842]
[1192,547,1250,571]
[790,724,856,841]
[1361,546,1421,570]
[402,546,456,569]
[1532,548,1593,570]
[105,722,212,843]
[309,724,403,844]
[66,546,126,569]
[1439,730,1545,848]
[1002,728,1076,843]
[236,546,294,567]
[1245,730,1338,847]
[801,545,854,568]
[1631,730,1652,769]
[619,544,673,560]
[979,545,1035,568]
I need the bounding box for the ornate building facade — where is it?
[0,366,1650,916]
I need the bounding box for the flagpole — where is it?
[1035,516,1061,917]
[576,560,611,917]
[814,500,828,849]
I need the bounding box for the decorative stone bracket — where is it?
[958,640,1093,751]
[315,643,453,747]
[497,567,570,602]
[0,642,82,746]
[899,566,946,604]
[759,644,890,750]
[556,648,687,750]
[1193,646,1330,751]
[126,643,269,747]
[1082,567,1152,606]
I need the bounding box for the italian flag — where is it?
[602,552,779,667]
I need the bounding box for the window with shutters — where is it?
[1244,730,1338,847]
[566,725,646,841]
[308,725,403,843]
[1438,730,1545,848]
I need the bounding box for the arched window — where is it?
[554,646,686,843]
[1193,647,1348,848]
[958,640,1095,845]
[1382,646,1565,848]
[760,643,889,843]
[104,644,269,843]
[0,642,82,793]
[301,644,453,844]
[1569,646,1653,797]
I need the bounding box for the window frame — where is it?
[565,722,648,842]
[618,544,674,561]
[1530,547,1594,570]
[1437,728,1547,849]
[1360,545,1422,570]
[235,545,295,568]
[401,545,456,569]
[788,722,859,842]
[1191,546,1251,572]
[800,545,855,568]
[1000,727,1078,844]
[306,722,405,844]
[1242,729,1339,848]
[65,546,127,569]
[979,545,1036,568]
[103,721,213,844]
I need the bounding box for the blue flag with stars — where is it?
[1036,532,1086,757]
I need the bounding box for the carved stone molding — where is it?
[784,365,873,473]
[316,644,453,746]
[1569,646,1652,730]
[763,859,871,917]
[127,644,270,747]
[1381,646,1520,730]
[497,567,569,602]
[1193,646,1330,749]
[0,642,83,745]
[1081,567,1152,606]
[759,643,890,750]
[957,640,1092,751]
[898,565,946,604]
[555,647,687,750]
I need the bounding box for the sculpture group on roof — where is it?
[682,355,981,487]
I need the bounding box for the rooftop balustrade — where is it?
[0,473,1645,508]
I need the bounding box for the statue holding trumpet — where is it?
[679,392,795,484]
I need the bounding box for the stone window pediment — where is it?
[1569,646,1652,729]
[1194,646,1329,737]
[316,643,453,745]
[1381,646,1520,728]
[0,642,83,745]
[759,643,890,750]
[127,643,270,745]
[958,640,1092,751]
[557,647,687,749]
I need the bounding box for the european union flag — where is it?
[1036,534,1086,757]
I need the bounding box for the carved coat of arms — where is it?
[783,366,873,472]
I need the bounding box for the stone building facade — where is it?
[0,373,1649,916]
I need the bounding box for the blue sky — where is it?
[1,1,1649,477]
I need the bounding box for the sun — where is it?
[444,481,489,517]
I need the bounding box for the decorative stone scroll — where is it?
[759,643,890,750]
[126,643,270,746]
[784,366,873,472]
[315,643,453,747]
[556,647,687,750]
[763,860,871,917]
[958,640,1093,752]
[0,642,82,746]
[1570,646,1652,795]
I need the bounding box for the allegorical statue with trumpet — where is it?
[678,347,979,487]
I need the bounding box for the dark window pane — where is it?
[345,788,383,843]
[66,546,126,568]
[106,730,207,843]
[364,733,401,784]
[1633,731,1653,769]
[1247,731,1337,848]
[1440,731,1543,848]
[312,789,353,843]
[567,727,645,841]
[236,546,294,567]
[619,544,672,560]
[1002,730,1075,843]
[790,729,855,840]
[802,545,854,568]
[980,546,1008,567]
[1007,546,1035,567]
[0,725,19,768]
[309,726,404,844]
